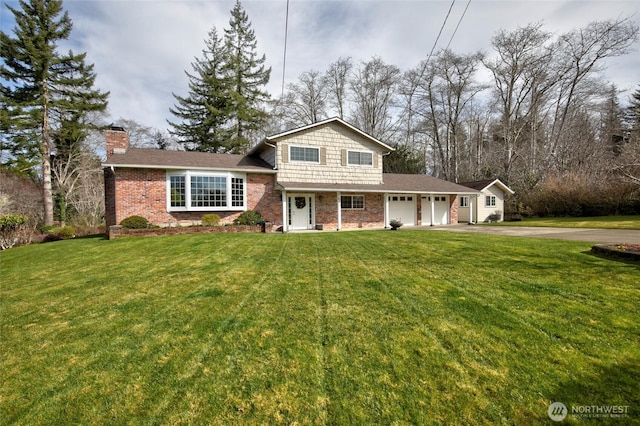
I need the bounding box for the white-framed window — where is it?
[347,150,373,166]
[167,171,246,211]
[460,196,469,207]
[290,145,320,163]
[341,195,365,210]
[486,195,496,207]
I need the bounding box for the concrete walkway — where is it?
[425,224,640,245]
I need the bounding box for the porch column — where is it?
[282,190,288,232]
[430,194,435,226]
[384,193,389,228]
[469,196,474,224]
[337,192,342,231]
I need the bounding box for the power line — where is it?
[424,0,456,67]
[446,0,472,50]
[281,0,290,100]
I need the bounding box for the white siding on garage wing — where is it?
[477,185,505,222]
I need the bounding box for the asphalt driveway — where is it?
[427,224,640,245]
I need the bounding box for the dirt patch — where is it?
[591,244,640,261]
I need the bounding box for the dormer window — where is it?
[347,150,373,166]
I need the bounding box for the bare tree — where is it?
[483,22,556,182]
[275,70,328,127]
[324,57,352,119]
[548,17,639,167]
[349,57,401,140]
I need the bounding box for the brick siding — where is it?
[104,168,280,227]
[315,192,385,230]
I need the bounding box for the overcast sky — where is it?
[2,0,639,131]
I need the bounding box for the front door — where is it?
[288,194,314,230]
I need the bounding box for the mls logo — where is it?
[548,402,568,421]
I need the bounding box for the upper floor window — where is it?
[290,146,320,163]
[167,171,246,211]
[347,150,373,166]
[486,195,496,207]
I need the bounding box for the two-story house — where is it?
[103,117,480,231]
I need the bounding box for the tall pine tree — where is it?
[170,1,270,154]
[1,0,108,226]
[168,27,231,152]
[223,0,271,153]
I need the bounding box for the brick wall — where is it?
[247,174,282,226]
[106,168,280,227]
[315,192,385,230]
[449,195,459,224]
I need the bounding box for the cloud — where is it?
[2,0,639,130]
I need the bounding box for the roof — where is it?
[278,174,481,194]
[459,178,514,194]
[249,117,395,155]
[103,148,276,173]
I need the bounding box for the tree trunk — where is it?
[42,101,54,226]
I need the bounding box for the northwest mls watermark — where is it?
[548,402,631,422]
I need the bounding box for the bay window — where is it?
[167,171,246,211]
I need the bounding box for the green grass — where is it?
[488,215,640,229]
[1,231,639,424]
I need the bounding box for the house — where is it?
[457,179,514,223]
[103,118,479,231]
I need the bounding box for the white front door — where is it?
[421,195,449,225]
[288,194,314,230]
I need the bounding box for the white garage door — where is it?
[422,195,449,225]
[388,195,416,226]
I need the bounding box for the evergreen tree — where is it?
[223,0,271,153]
[168,28,231,152]
[1,0,108,226]
[626,85,640,140]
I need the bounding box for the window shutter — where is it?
[281,144,289,163]
[341,149,347,166]
[373,153,379,168]
[320,147,327,165]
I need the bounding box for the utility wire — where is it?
[281,0,290,100]
[446,0,472,50]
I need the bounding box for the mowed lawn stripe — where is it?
[1,231,638,424]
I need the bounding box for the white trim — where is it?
[289,145,321,164]
[260,117,395,152]
[103,163,277,174]
[337,191,342,231]
[282,190,288,232]
[166,170,247,212]
[347,150,374,167]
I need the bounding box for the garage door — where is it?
[421,195,449,225]
[388,195,416,226]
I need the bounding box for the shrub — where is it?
[40,225,57,234]
[0,214,29,250]
[201,214,221,226]
[233,210,264,226]
[52,226,76,239]
[120,215,151,229]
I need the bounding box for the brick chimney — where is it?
[105,126,129,158]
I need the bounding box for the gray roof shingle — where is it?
[278,174,479,194]
[103,148,275,172]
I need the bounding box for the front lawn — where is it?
[491,215,640,229]
[1,231,638,424]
